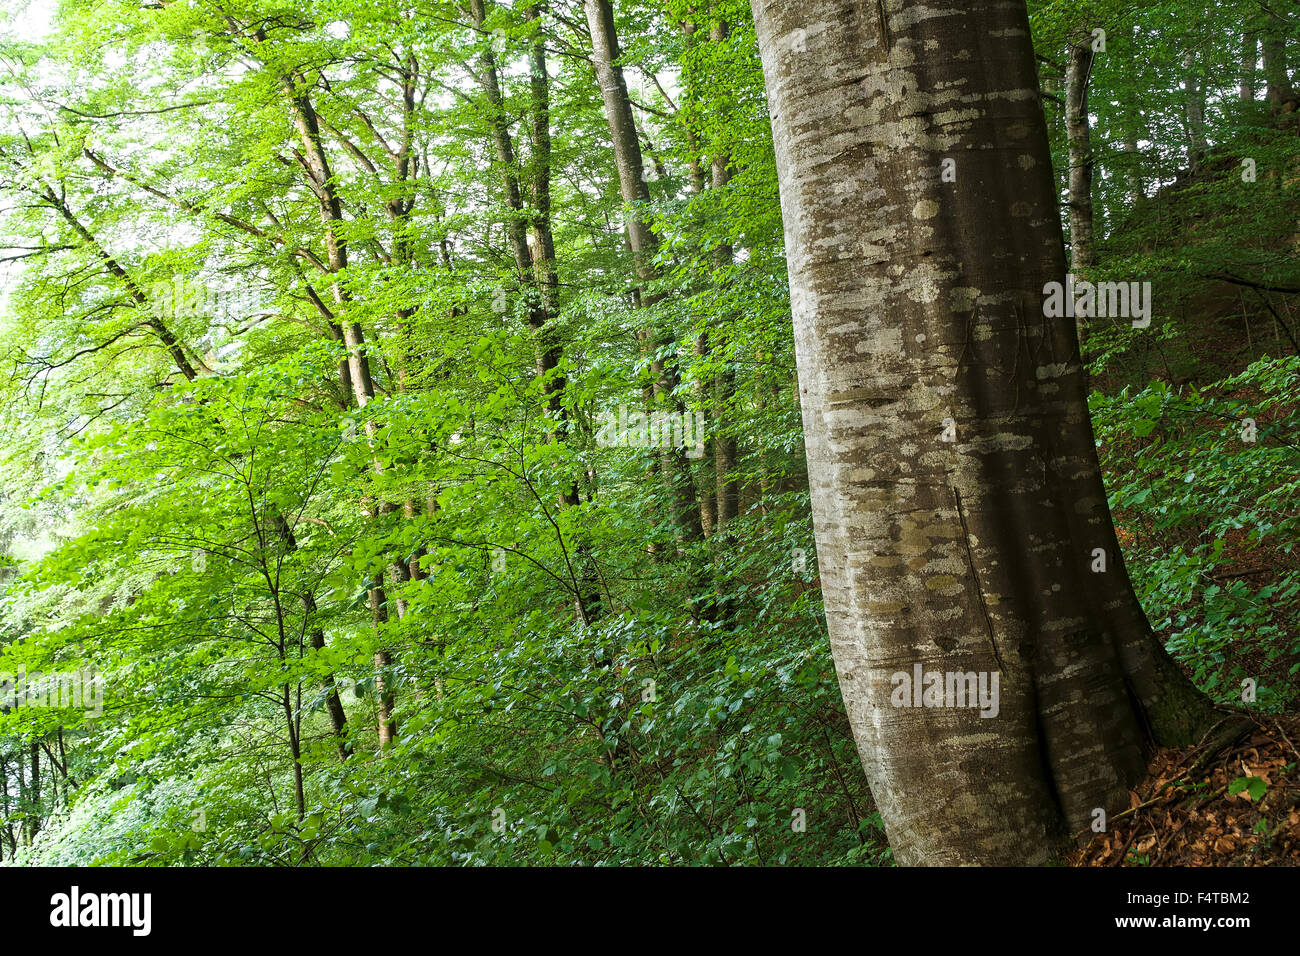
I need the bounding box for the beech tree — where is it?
[749,0,1217,864]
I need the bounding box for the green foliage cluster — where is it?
[1091,357,1300,710]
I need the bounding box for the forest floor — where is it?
[1070,713,1300,866]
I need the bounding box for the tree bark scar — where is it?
[877,0,891,57]
[953,486,1005,672]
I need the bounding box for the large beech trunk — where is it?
[750,0,1214,865]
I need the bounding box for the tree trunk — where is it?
[1263,21,1296,106]
[305,590,351,760]
[370,572,397,749]
[1065,37,1095,351]
[283,687,307,820]
[584,0,656,279]
[27,740,40,842]
[585,0,704,547]
[709,17,741,542]
[1182,50,1208,170]
[1119,26,1144,208]
[1121,136,1143,207]
[1065,39,1095,273]
[681,26,716,547]
[750,0,1216,865]
[526,2,602,623]
[14,746,25,845]
[42,187,208,382]
[1241,30,1257,102]
[270,512,350,760]
[472,0,601,625]
[256,33,400,746]
[693,332,718,538]
[0,754,15,856]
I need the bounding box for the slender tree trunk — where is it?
[527,2,603,623]
[1065,39,1095,271]
[1241,30,1257,102]
[693,332,718,538]
[380,53,436,609]
[471,0,543,317]
[1119,25,1144,208]
[254,32,400,746]
[751,0,1215,865]
[585,0,704,547]
[637,330,667,559]
[526,3,562,337]
[304,591,350,759]
[681,12,737,611]
[14,746,26,845]
[56,728,70,789]
[682,41,717,545]
[283,688,307,820]
[1182,50,1208,170]
[270,512,350,760]
[584,0,657,280]
[370,572,397,749]
[471,0,601,625]
[709,17,741,543]
[1119,133,1143,208]
[27,740,40,842]
[1065,37,1095,350]
[41,188,208,382]
[0,754,15,856]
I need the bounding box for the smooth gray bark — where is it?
[1182,50,1208,170]
[751,0,1214,865]
[1065,36,1095,349]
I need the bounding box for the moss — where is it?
[1145,654,1221,747]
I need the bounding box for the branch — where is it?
[58,100,212,119]
[82,148,329,274]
